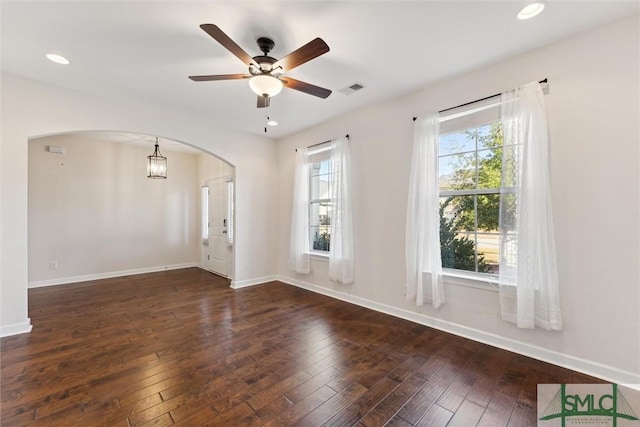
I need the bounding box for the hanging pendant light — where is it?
[147,137,167,179]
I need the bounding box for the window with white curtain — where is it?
[438,100,506,278]
[308,143,333,254]
[289,136,354,283]
[409,81,560,329]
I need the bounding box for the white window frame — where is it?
[307,143,332,257]
[438,98,507,287]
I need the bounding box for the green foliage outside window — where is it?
[440,199,490,273]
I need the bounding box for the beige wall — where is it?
[276,16,640,385]
[28,134,201,285]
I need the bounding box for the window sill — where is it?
[442,269,499,292]
[308,251,329,261]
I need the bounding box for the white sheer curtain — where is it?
[499,81,562,330]
[329,137,354,284]
[406,114,445,308]
[288,149,310,274]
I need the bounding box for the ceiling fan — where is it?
[189,24,332,108]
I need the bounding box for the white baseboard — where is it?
[1,319,33,338]
[276,275,640,390]
[28,263,198,288]
[231,275,277,289]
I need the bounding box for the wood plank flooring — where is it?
[1,268,602,426]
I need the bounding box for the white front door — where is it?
[205,178,228,277]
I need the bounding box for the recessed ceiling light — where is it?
[45,53,70,65]
[267,120,278,127]
[517,2,545,20]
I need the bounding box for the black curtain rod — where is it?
[296,134,350,151]
[412,78,548,121]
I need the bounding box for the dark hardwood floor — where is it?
[1,268,602,426]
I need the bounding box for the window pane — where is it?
[439,195,495,274]
[439,152,476,191]
[476,194,500,274]
[318,159,330,175]
[440,196,475,272]
[310,201,331,226]
[477,123,502,150]
[310,160,331,200]
[311,226,331,251]
[439,132,474,156]
[476,193,500,231]
[310,201,331,252]
[476,230,499,274]
[476,148,501,190]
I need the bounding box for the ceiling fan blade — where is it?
[282,78,332,99]
[257,95,270,108]
[200,24,257,67]
[272,38,329,72]
[189,74,251,82]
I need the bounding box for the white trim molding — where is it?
[230,275,277,289]
[28,263,198,288]
[276,275,640,390]
[1,319,33,338]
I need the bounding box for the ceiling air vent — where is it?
[339,82,365,95]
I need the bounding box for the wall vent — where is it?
[339,82,366,95]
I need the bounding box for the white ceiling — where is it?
[2,1,638,140]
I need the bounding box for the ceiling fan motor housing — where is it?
[252,37,279,74]
[256,37,275,55]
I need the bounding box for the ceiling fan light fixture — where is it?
[249,75,283,97]
[517,2,545,20]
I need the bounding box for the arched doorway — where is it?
[27,131,235,287]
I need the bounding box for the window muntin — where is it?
[308,145,332,253]
[438,108,506,277]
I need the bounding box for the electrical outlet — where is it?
[49,261,58,270]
